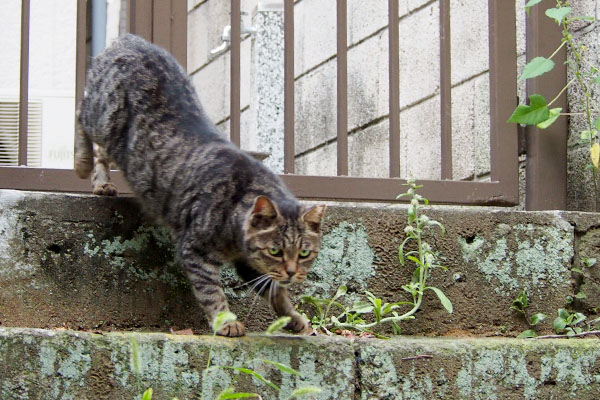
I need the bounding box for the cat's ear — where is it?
[249,195,279,229]
[302,204,326,232]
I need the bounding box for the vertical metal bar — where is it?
[525,3,567,210]
[283,0,295,174]
[170,0,187,69]
[388,0,400,177]
[230,0,241,147]
[152,0,171,51]
[336,0,348,176]
[18,0,31,166]
[440,0,452,180]
[488,0,519,194]
[128,0,152,41]
[75,0,87,128]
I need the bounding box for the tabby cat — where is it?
[75,34,325,337]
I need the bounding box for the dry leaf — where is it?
[170,328,194,335]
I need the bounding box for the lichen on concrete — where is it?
[459,220,573,296]
[305,221,376,296]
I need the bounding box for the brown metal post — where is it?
[336,0,348,176]
[18,0,31,166]
[525,4,567,210]
[283,0,295,174]
[440,0,452,180]
[230,0,241,147]
[488,0,519,202]
[388,0,400,178]
[170,0,187,69]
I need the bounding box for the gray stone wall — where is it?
[567,0,600,210]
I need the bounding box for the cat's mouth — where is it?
[278,279,291,287]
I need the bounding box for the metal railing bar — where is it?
[230,0,241,147]
[283,0,295,174]
[336,0,348,176]
[388,0,400,178]
[440,0,452,180]
[524,1,567,210]
[18,0,31,166]
[488,0,518,189]
[282,174,518,205]
[0,166,518,206]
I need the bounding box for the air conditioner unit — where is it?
[0,100,42,167]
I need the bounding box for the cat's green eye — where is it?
[299,249,311,258]
[268,247,282,256]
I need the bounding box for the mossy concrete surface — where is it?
[1,190,599,337]
[1,327,600,399]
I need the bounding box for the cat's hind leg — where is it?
[91,144,118,196]
[74,118,94,179]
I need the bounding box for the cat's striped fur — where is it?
[75,34,325,337]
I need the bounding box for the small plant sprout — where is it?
[511,290,547,338]
[553,309,587,336]
[302,180,452,334]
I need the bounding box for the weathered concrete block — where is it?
[294,61,337,155]
[399,1,440,109]
[294,141,337,177]
[451,73,491,180]
[2,328,599,399]
[357,336,600,399]
[294,0,337,77]
[450,0,489,85]
[567,146,599,211]
[1,190,595,338]
[0,328,356,399]
[400,95,441,179]
[347,31,389,132]
[348,119,389,178]
[190,37,252,124]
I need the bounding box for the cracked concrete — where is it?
[0,190,598,338]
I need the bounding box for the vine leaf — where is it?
[545,7,571,25]
[524,0,544,14]
[520,57,555,81]
[507,94,550,125]
[536,107,562,129]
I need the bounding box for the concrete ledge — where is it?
[1,190,599,336]
[1,328,599,399]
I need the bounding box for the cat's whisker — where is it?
[235,273,269,290]
[249,277,272,312]
[247,274,271,294]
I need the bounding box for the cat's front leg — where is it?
[268,285,312,334]
[180,247,245,337]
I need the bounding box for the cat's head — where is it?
[243,195,325,286]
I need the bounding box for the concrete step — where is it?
[1,327,599,399]
[0,189,599,336]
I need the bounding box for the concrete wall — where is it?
[567,0,600,210]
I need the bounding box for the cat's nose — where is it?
[284,262,297,276]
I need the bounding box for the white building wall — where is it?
[0,0,77,168]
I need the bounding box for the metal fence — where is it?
[0,0,567,209]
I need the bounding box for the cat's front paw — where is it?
[217,321,246,337]
[92,182,118,196]
[287,314,312,335]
